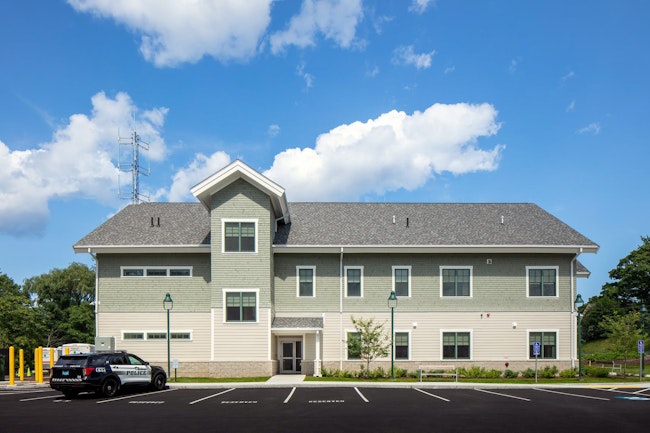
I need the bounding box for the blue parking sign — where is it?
[533,342,541,356]
[639,340,645,354]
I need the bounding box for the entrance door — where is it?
[280,340,302,373]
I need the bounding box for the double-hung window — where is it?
[225,290,258,322]
[224,220,256,252]
[527,266,558,297]
[393,266,411,297]
[529,332,557,359]
[442,331,471,360]
[297,266,315,297]
[441,267,472,297]
[345,267,363,297]
[395,332,409,360]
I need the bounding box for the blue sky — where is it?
[0,0,648,301]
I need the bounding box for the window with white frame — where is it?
[345,266,363,297]
[527,266,558,297]
[395,332,409,360]
[297,266,316,297]
[441,267,472,297]
[393,266,411,297]
[529,331,557,359]
[224,290,258,322]
[223,220,257,252]
[122,331,191,341]
[121,266,193,278]
[442,331,471,359]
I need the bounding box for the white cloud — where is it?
[577,122,601,135]
[160,151,231,202]
[409,0,435,14]
[0,91,167,236]
[270,0,363,54]
[562,70,576,82]
[297,62,315,88]
[566,100,576,112]
[267,124,281,137]
[393,45,436,69]
[264,103,504,201]
[67,0,273,67]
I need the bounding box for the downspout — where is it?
[339,247,344,371]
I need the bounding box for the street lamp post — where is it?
[641,304,647,381]
[163,293,174,379]
[575,294,584,381]
[387,290,398,380]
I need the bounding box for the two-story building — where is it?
[74,160,598,377]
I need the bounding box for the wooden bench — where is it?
[417,365,458,382]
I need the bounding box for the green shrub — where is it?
[503,369,518,379]
[483,369,502,379]
[584,366,610,378]
[522,368,536,378]
[459,366,485,378]
[559,368,577,378]
[540,365,558,378]
[394,367,409,378]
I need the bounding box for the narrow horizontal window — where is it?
[121,266,192,278]
[123,332,144,340]
[122,268,144,277]
[146,332,167,340]
[146,268,168,277]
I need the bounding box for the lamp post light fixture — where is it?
[387,290,398,380]
[575,294,584,381]
[641,304,647,381]
[163,293,174,378]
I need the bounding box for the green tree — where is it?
[602,311,642,376]
[581,295,624,342]
[602,236,650,308]
[23,263,95,347]
[347,316,390,377]
[0,273,41,352]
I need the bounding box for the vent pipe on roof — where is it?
[406,217,410,228]
[392,215,396,224]
[157,217,161,227]
[150,217,154,227]
[500,215,504,225]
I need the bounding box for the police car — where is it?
[50,351,167,398]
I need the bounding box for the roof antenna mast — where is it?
[117,117,150,204]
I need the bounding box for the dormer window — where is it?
[223,220,257,253]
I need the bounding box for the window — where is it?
[121,266,192,278]
[441,267,472,297]
[225,291,257,322]
[123,332,144,340]
[529,332,557,359]
[527,267,558,297]
[170,332,192,340]
[442,332,471,359]
[146,332,167,340]
[345,267,363,297]
[297,266,315,297]
[347,332,361,359]
[224,221,256,252]
[395,332,409,360]
[393,266,411,297]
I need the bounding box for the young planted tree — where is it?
[602,311,642,376]
[347,316,390,377]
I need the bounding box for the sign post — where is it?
[533,342,541,383]
[639,340,645,382]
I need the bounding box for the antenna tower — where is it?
[117,126,150,204]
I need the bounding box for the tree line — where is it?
[0,262,95,362]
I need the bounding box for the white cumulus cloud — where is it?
[0,92,168,236]
[264,103,505,201]
[160,151,231,202]
[67,0,273,67]
[269,0,363,54]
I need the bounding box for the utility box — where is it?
[95,337,115,352]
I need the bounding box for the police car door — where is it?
[125,354,152,384]
[108,354,129,385]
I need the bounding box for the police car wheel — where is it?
[101,377,119,397]
[151,373,166,391]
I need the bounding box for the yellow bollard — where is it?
[37,346,43,384]
[9,346,15,386]
[49,348,54,376]
[65,347,70,355]
[34,348,38,381]
[19,349,24,381]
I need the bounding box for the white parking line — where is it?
[474,388,531,401]
[354,387,369,403]
[413,388,450,402]
[19,395,60,402]
[283,387,296,404]
[633,388,650,395]
[188,388,235,405]
[533,388,609,401]
[96,388,176,404]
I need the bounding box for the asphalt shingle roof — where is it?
[271,317,324,329]
[274,202,597,247]
[74,201,597,250]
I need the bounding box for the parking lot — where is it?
[1,385,649,433]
